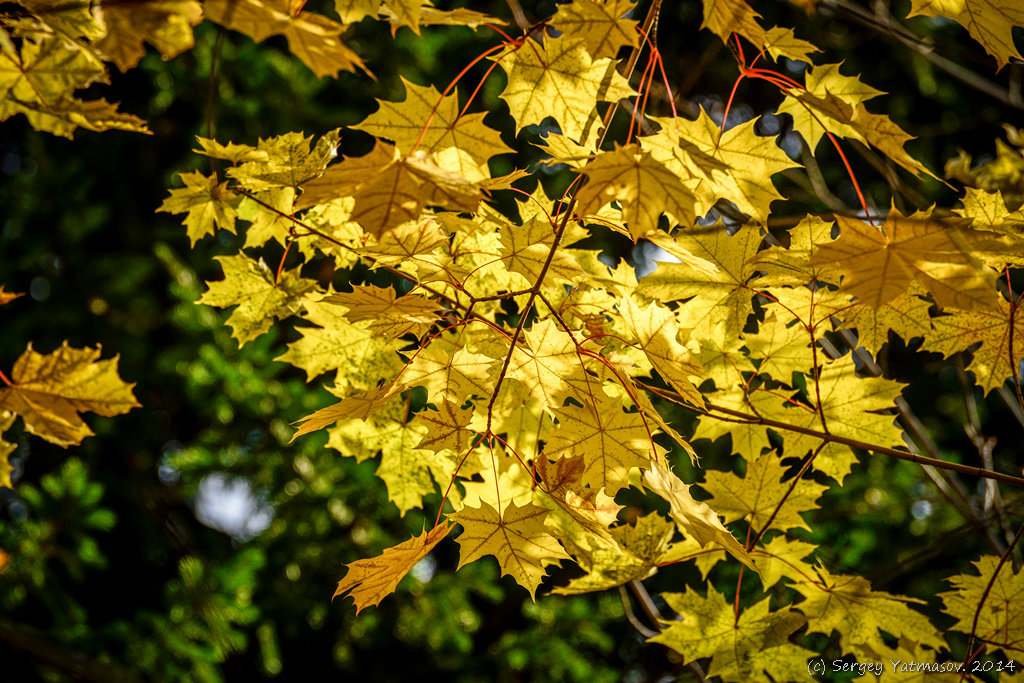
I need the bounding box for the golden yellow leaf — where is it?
[0,342,139,447]
[204,0,369,77]
[353,77,512,181]
[940,555,1024,651]
[643,460,754,569]
[277,299,402,392]
[415,400,473,454]
[701,451,827,532]
[533,455,621,546]
[1,411,16,488]
[795,564,945,656]
[333,521,452,613]
[157,171,239,245]
[94,1,203,71]
[495,34,634,143]
[334,0,381,23]
[406,6,505,28]
[837,283,932,355]
[452,500,570,598]
[505,319,589,410]
[700,0,765,48]
[550,0,639,59]
[577,144,696,240]
[811,210,997,311]
[908,0,1024,70]
[547,393,658,493]
[499,215,585,286]
[400,341,497,402]
[324,285,440,340]
[229,130,340,190]
[744,314,811,385]
[198,254,320,346]
[920,299,1024,395]
[751,535,817,588]
[290,383,398,441]
[652,588,815,683]
[637,224,761,338]
[762,26,820,65]
[618,297,705,407]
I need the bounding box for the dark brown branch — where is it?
[0,617,144,683]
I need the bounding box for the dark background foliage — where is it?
[1,1,1022,681]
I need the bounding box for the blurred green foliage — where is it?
[1,1,1022,681]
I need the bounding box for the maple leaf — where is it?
[157,171,239,245]
[198,254,320,346]
[452,500,570,598]
[0,342,139,447]
[333,521,452,613]
[940,555,1024,651]
[93,1,203,71]
[229,130,341,190]
[495,34,634,143]
[920,299,1024,395]
[374,416,454,514]
[323,285,440,340]
[505,319,590,410]
[577,144,696,240]
[277,299,402,393]
[546,393,657,493]
[643,460,754,570]
[290,383,397,441]
[1,411,16,488]
[553,512,676,595]
[795,564,945,656]
[533,455,621,546]
[643,109,799,223]
[744,315,812,385]
[204,0,369,77]
[415,400,473,454]
[837,284,932,356]
[400,341,497,402]
[700,0,766,48]
[637,224,761,339]
[908,0,1024,70]
[752,536,818,588]
[652,588,815,683]
[334,0,381,23]
[618,297,704,407]
[701,451,827,533]
[352,77,512,181]
[498,215,584,286]
[550,0,639,59]
[812,210,997,311]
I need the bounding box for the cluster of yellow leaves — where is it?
[150,0,1024,680]
[0,334,139,487]
[1,0,501,136]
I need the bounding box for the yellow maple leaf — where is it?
[643,460,754,569]
[550,0,639,59]
[334,521,452,613]
[940,555,1024,651]
[577,144,696,240]
[637,224,761,338]
[701,451,827,533]
[157,171,239,245]
[505,319,589,411]
[399,341,497,402]
[908,0,1024,70]
[652,588,815,683]
[751,536,818,589]
[920,299,1024,395]
[546,393,658,493]
[352,77,512,181]
[795,564,945,657]
[837,283,932,355]
[452,500,570,598]
[277,299,402,393]
[323,285,440,340]
[0,342,139,447]
[198,254,320,346]
[204,0,369,77]
[1,411,16,488]
[229,130,341,190]
[812,210,997,310]
[334,0,381,23]
[495,34,634,143]
[94,1,203,71]
[375,416,454,514]
[533,455,621,546]
[618,297,705,407]
[499,215,584,286]
[290,383,397,441]
[700,0,765,48]
[414,400,473,454]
